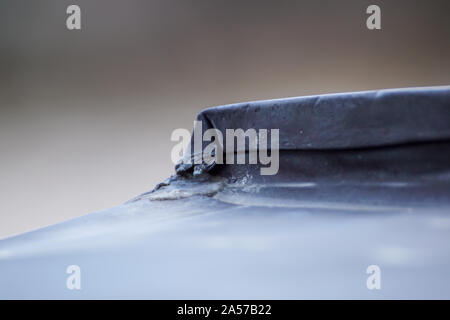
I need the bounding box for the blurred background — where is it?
[0,0,449,239]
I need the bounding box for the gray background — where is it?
[1,0,449,239]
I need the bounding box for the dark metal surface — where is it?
[177,86,450,174]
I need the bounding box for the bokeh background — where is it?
[1,0,449,239]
